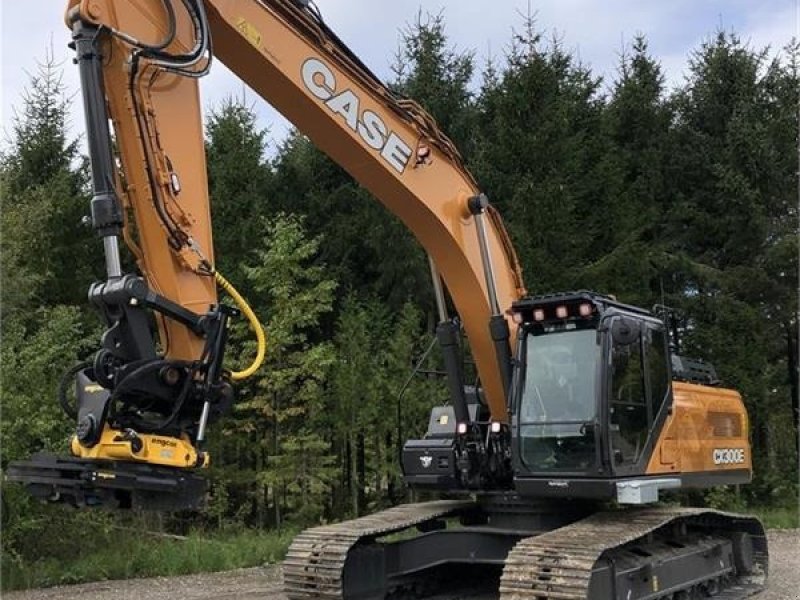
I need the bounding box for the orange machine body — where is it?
[647,381,752,481]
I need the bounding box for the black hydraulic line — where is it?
[57,361,93,419]
[128,56,185,249]
[149,0,177,51]
[101,0,176,52]
[123,0,214,249]
[436,320,470,425]
[146,0,213,77]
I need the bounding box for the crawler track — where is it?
[284,503,768,600]
[283,500,474,599]
[500,507,768,600]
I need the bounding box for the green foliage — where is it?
[752,506,800,530]
[0,56,99,311]
[323,297,444,516]
[392,11,476,149]
[1,306,99,465]
[1,526,295,591]
[219,214,337,526]
[663,32,799,502]
[0,304,103,578]
[473,14,607,291]
[578,37,672,306]
[0,55,108,588]
[269,132,431,314]
[205,99,274,282]
[261,433,336,525]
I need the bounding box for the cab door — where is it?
[607,316,671,475]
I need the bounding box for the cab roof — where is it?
[511,290,653,319]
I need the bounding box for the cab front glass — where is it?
[517,323,601,473]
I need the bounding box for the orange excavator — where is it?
[8,1,768,598]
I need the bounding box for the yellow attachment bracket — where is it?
[71,428,209,469]
[214,270,266,380]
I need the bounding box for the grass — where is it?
[750,505,800,530]
[1,527,297,592]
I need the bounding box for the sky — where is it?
[1,0,798,153]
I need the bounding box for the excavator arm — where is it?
[7,0,525,509]
[67,0,524,414]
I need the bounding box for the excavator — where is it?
[7,1,769,598]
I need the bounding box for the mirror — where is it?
[611,317,641,346]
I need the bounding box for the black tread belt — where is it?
[499,507,768,600]
[283,499,474,599]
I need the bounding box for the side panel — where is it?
[646,381,752,484]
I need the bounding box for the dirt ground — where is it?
[5,530,798,600]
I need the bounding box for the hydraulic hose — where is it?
[214,271,266,380]
[57,360,93,419]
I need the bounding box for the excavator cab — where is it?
[509,291,672,499]
[404,288,752,506]
[404,291,675,498]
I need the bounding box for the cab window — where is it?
[646,326,669,420]
[609,320,670,468]
[610,331,647,464]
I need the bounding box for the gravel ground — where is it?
[5,530,798,600]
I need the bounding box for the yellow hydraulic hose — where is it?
[214,271,266,380]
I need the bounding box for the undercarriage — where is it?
[284,497,768,600]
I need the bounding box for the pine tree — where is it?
[205,99,274,283]
[375,302,447,504]
[220,214,337,526]
[759,40,799,444]
[579,35,673,306]
[667,32,799,501]
[0,55,99,311]
[392,10,476,150]
[473,13,606,293]
[326,295,385,517]
[326,298,444,515]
